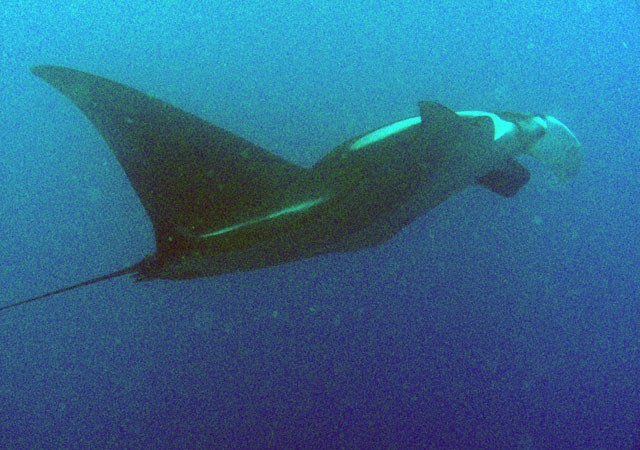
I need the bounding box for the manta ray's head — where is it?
[520,115,583,182]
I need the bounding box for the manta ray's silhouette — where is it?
[2,65,582,312]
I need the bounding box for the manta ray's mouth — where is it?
[527,115,583,182]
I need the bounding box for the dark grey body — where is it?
[147,103,539,280]
[4,65,576,311]
[31,66,544,281]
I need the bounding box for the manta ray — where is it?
[2,65,582,312]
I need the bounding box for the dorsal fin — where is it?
[418,101,461,125]
[418,101,495,145]
[31,65,307,256]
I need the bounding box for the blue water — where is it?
[2,1,639,448]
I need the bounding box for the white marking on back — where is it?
[197,196,327,239]
[349,117,421,151]
[349,110,517,152]
[455,111,516,141]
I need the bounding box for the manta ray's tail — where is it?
[1,264,140,313]
[526,116,583,182]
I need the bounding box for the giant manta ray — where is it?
[2,65,582,311]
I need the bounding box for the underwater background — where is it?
[1,1,639,448]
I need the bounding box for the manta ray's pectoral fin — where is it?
[477,158,531,197]
[31,65,308,258]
